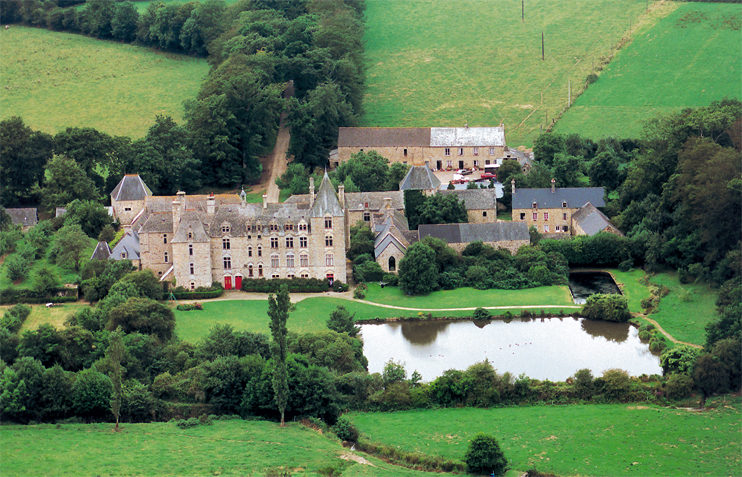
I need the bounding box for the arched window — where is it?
[389,256,396,272]
[248,264,254,277]
[258,264,263,277]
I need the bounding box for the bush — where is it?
[176,303,203,311]
[0,287,78,305]
[0,304,32,333]
[618,259,633,272]
[464,433,508,476]
[353,283,367,300]
[332,280,349,293]
[241,277,328,293]
[586,73,598,85]
[333,415,359,442]
[664,373,694,400]
[582,294,631,322]
[473,307,491,320]
[382,274,398,286]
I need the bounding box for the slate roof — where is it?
[338,127,430,147]
[139,212,174,234]
[512,187,605,210]
[430,127,505,147]
[55,208,66,218]
[310,173,343,217]
[172,212,211,243]
[6,208,37,227]
[436,189,497,210]
[344,191,405,211]
[373,210,411,257]
[418,222,530,244]
[399,164,441,191]
[90,241,111,260]
[111,174,152,201]
[571,202,624,237]
[111,232,140,261]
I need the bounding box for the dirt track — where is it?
[257,81,294,203]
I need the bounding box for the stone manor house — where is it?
[108,169,531,290]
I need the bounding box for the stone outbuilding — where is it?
[5,208,37,231]
[571,202,624,237]
[418,222,530,255]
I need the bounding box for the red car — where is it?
[479,172,497,180]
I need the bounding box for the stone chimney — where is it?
[207,192,215,215]
[511,178,516,195]
[338,183,345,207]
[309,177,315,207]
[551,178,556,194]
[172,191,186,225]
[262,194,268,210]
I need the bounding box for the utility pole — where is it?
[541,31,544,60]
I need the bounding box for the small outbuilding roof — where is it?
[110,232,140,261]
[436,189,498,210]
[90,241,112,260]
[5,208,37,227]
[571,202,624,237]
[399,164,441,191]
[418,222,530,244]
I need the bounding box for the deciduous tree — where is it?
[268,284,291,426]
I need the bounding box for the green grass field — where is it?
[0,420,432,477]
[362,0,652,147]
[647,272,719,346]
[0,26,209,139]
[350,397,742,476]
[555,2,742,140]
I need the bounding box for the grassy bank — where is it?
[350,397,742,476]
[0,26,209,139]
[0,420,431,477]
[362,0,652,146]
[554,2,742,140]
[647,272,719,346]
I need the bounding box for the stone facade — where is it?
[337,126,507,170]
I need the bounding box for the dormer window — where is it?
[562,201,568,208]
[221,224,230,234]
[188,232,193,240]
[532,202,538,209]
[285,223,293,231]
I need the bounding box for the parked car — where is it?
[456,169,473,175]
[479,172,496,180]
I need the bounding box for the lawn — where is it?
[362,0,653,147]
[598,268,650,314]
[361,283,575,309]
[350,397,742,477]
[0,420,433,477]
[554,2,742,140]
[647,272,719,346]
[0,26,209,139]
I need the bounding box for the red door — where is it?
[235,276,242,290]
[224,276,232,290]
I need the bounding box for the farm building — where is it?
[418,222,530,255]
[5,208,37,231]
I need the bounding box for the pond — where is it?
[568,271,622,304]
[360,317,661,382]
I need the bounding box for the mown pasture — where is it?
[555,2,742,140]
[350,397,742,476]
[362,0,654,147]
[0,26,209,139]
[0,420,432,477]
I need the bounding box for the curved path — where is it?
[636,314,703,349]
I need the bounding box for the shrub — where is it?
[0,304,32,333]
[664,373,694,400]
[618,259,633,272]
[4,253,29,281]
[382,273,398,286]
[586,73,598,85]
[599,369,631,401]
[473,307,491,320]
[332,280,349,293]
[464,433,508,476]
[353,283,367,300]
[582,294,631,322]
[333,415,359,442]
[176,303,203,311]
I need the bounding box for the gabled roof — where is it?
[436,189,497,210]
[172,213,210,243]
[310,173,343,217]
[5,208,37,227]
[110,232,140,261]
[111,174,152,201]
[373,210,411,257]
[90,241,111,260]
[338,127,430,147]
[572,202,624,237]
[344,191,405,211]
[139,212,173,234]
[399,164,441,191]
[512,187,605,210]
[430,127,505,147]
[418,222,529,244]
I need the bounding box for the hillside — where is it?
[0,26,209,139]
[554,1,742,140]
[361,0,653,147]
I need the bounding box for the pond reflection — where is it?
[569,272,622,304]
[360,317,660,382]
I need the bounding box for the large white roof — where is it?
[430,127,505,147]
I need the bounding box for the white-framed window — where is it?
[120,252,127,259]
[363,212,370,222]
[325,235,333,247]
[271,255,279,268]
[473,160,479,167]
[544,212,549,221]
[473,147,479,155]
[221,225,230,234]
[286,237,293,248]
[445,148,451,156]
[271,237,279,249]
[299,237,307,248]
[300,254,308,267]
[489,147,495,155]
[258,264,263,277]
[223,238,230,250]
[286,254,294,268]
[555,225,561,232]
[324,217,332,229]
[248,264,254,277]
[544,225,549,232]
[532,212,538,221]
[562,201,568,208]
[325,254,333,267]
[458,148,464,156]
[299,222,307,231]
[223,256,231,269]
[532,202,538,209]
[447,160,453,167]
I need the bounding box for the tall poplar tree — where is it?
[106,327,125,431]
[268,285,291,427]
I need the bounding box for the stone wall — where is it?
[467,208,497,224]
[139,232,174,279]
[337,145,505,170]
[376,242,404,274]
[112,199,145,226]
